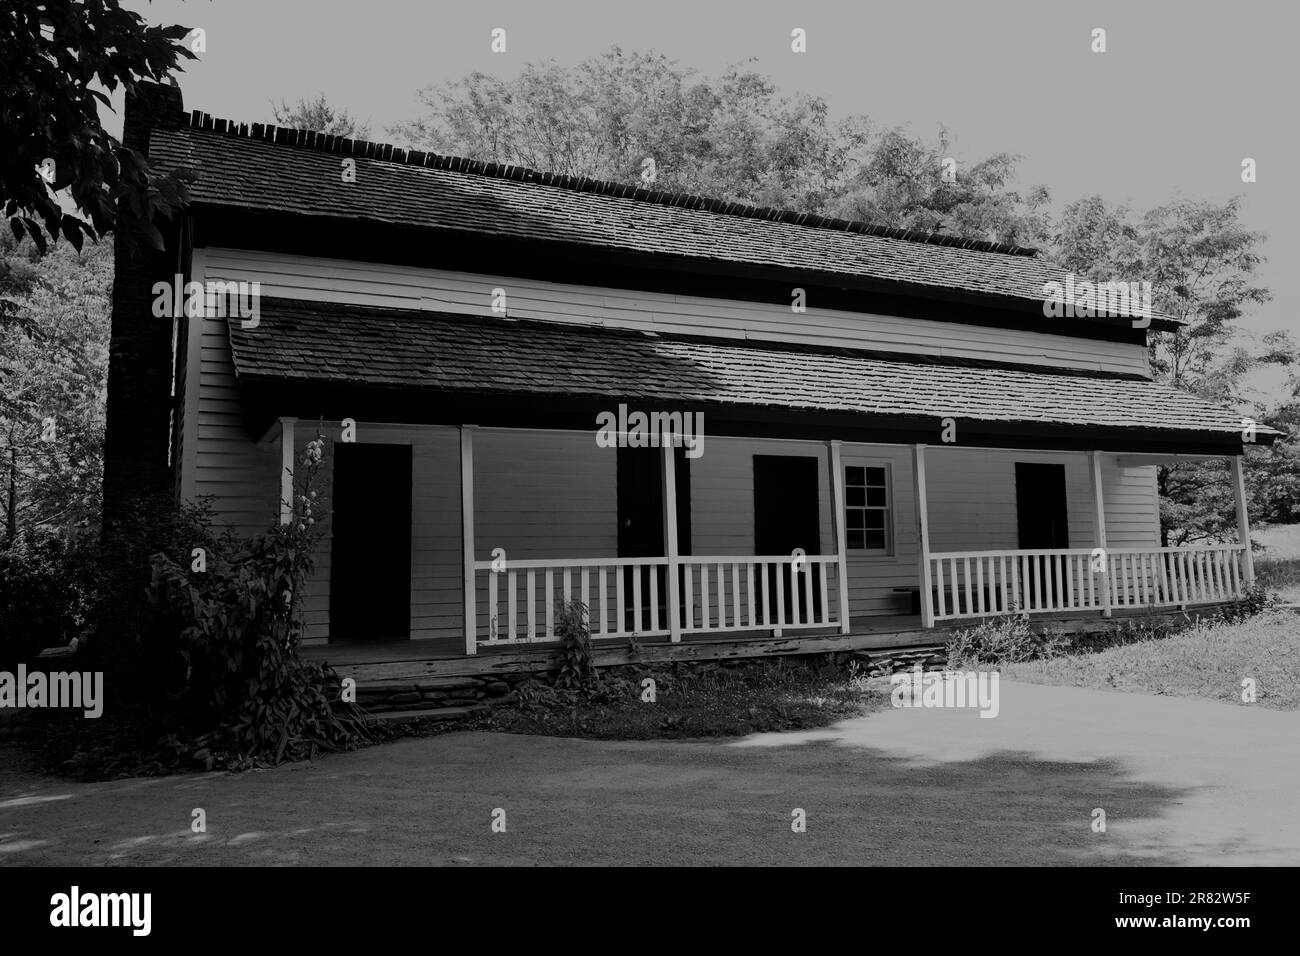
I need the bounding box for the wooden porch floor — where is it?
[301,605,1218,683]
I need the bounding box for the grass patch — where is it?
[481,657,890,740]
[999,609,1300,709]
[1255,555,1300,604]
[1,657,893,775]
[1255,524,1300,603]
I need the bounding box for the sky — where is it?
[114,0,1296,402]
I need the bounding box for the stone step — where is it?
[365,704,489,725]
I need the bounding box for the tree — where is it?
[1054,195,1292,544]
[831,126,1052,248]
[0,0,195,261]
[0,230,112,543]
[390,47,1051,247]
[270,93,370,139]
[1248,379,1300,526]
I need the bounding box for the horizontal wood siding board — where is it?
[473,428,618,562]
[926,447,1094,553]
[196,247,1151,376]
[1101,457,1161,547]
[192,209,1176,333]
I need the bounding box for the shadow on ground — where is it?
[2,679,1296,866]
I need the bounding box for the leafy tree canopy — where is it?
[390,48,1053,249]
[0,0,196,257]
[0,229,112,542]
[270,92,371,139]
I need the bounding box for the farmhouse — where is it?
[103,84,1280,678]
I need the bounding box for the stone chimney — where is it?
[101,82,187,531]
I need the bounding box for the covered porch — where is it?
[230,298,1275,664]
[450,436,1255,655]
[267,412,1258,661]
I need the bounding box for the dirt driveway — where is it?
[2,680,1297,866]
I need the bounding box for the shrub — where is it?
[946,613,1069,666]
[1227,582,1275,620]
[141,435,368,768]
[94,493,232,648]
[0,532,97,666]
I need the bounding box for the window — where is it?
[844,464,891,554]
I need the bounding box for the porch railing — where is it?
[927,545,1247,622]
[680,555,840,635]
[472,554,843,647]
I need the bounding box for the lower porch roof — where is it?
[225,298,1280,453]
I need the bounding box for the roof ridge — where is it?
[184,109,1041,258]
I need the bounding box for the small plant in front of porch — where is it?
[489,656,886,740]
[1228,582,1276,619]
[554,598,598,690]
[947,613,1068,667]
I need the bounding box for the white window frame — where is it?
[844,461,893,556]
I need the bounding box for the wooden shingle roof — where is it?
[226,300,1272,445]
[151,115,1182,326]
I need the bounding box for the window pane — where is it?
[864,511,884,529]
[867,487,886,507]
[864,529,885,550]
[865,467,886,486]
[846,466,865,487]
[847,486,865,506]
[847,530,865,549]
[847,509,865,530]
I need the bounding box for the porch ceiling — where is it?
[226,298,1281,451]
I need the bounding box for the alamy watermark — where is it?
[151,274,261,329]
[890,664,1000,718]
[50,886,150,936]
[1042,274,1153,328]
[0,665,103,718]
[595,403,705,458]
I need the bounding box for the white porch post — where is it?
[661,440,682,642]
[828,440,851,634]
[1230,455,1255,588]
[461,425,478,655]
[912,444,934,628]
[278,416,298,525]
[1090,451,1112,617]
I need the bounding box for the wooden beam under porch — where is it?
[303,604,1234,685]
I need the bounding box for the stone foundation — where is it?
[357,672,531,716]
[355,646,950,721]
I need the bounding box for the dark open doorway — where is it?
[1015,461,1069,610]
[329,442,412,641]
[616,445,690,631]
[754,455,822,623]
[1015,462,1070,549]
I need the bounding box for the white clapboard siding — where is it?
[689,436,835,555]
[192,248,1151,377]
[923,447,1160,554]
[472,428,619,563]
[1100,456,1162,547]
